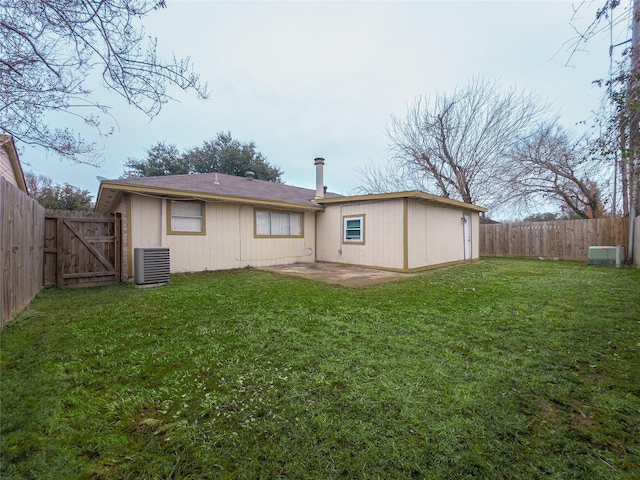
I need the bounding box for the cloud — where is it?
[21,0,619,199]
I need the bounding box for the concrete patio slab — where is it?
[260,262,420,288]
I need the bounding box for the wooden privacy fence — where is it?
[635,216,640,266]
[44,210,120,287]
[480,217,629,261]
[1,177,45,325]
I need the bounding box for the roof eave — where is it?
[315,190,488,212]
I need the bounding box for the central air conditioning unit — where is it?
[134,247,170,285]
[587,246,624,267]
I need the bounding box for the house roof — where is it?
[96,173,488,214]
[316,191,488,212]
[0,135,28,193]
[95,172,342,213]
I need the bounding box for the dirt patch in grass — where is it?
[569,400,597,429]
[537,397,598,435]
[537,398,563,426]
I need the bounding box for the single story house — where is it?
[95,159,487,280]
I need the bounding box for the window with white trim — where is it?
[343,215,364,243]
[255,210,303,237]
[168,200,205,234]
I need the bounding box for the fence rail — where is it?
[1,177,45,325]
[480,217,629,261]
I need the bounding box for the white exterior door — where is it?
[463,214,472,260]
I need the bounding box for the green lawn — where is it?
[1,258,639,479]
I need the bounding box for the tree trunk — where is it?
[620,108,630,217]
[629,0,640,211]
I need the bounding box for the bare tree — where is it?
[503,123,610,219]
[568,0,639,261]
[355,160,430,195]
[565,0,632,68]
[0,0,209,165]
[589,91,632,216]
[361,78,550,210]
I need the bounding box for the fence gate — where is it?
[44,210,120,287]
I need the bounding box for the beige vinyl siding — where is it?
[0,148,18,187]
[316,200,404,269]
[127,194,315,273]
[130,195,163,248]
[407,200,468,268]
[165,202,239,272]
[317,198,480,272]
[471,213,480,259]
[166,204,315,272]
[407,200,481,268]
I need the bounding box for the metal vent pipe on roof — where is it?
[244,171,255,180]
[314,157,324,199]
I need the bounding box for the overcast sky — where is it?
[20,0,631,213]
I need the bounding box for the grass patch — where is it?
[1,258,639,479]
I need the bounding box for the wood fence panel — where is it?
[43,215,56,286]
[634,215,640,266]
[1,177,45,325]
[480,218,629,261]
[44,210,120,287]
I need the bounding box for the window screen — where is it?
[170,201,203,233]
[256,210,303,236]
[343,216,364,242]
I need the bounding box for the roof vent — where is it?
[245,171,256,180]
